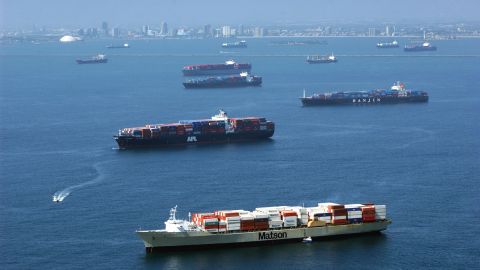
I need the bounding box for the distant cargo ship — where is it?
[221,40,247,48]
[306,54,337,64]
[182,60,251,76]
[114,110,274,149]
[376,40,399,48]
[183,72,262,89]
[76,54,107,64]
[136,202,390,253]
[106,43,129,49]
[301,82,428,106]
[404,42,437,52]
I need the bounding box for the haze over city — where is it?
[1,0,480,29]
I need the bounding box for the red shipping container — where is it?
[281,211,297,217]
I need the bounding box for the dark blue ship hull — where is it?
[183,80,262,89]
[404,46,437,52]
[115,131,274,149]
[182,68,251,76]
[301,95,428,106]
[76,59,108,64]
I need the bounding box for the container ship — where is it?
[114,110,274,149]
[301,82,428,106]
[404,42,437,52]
[221,40,247,48]
[136,202,390,253]
[106,43,129,49]
[306,54,337,64]
[183,72,262,89]
[76,54,107,64]
[182,60,251,76]
[376,40,399,48]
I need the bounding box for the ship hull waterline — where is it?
[301,96,428,106]
[137,220,390,253]
[115,131,274,149]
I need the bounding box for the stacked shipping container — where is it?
[191,203,387,233]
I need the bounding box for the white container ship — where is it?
[136,202,391,253]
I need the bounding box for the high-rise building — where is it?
[204,24,212,38]
[238,24,245,36]
[111,27,120,37]
[102,21,109,35]
[368,28,376,37]
[385,25,390,36]
[254,27,264,37]
[160,22,168,35]
[222,26,232,37]
[142,25,150,35]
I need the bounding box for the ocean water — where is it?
[0,37,479,269]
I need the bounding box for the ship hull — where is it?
[137,220,390,253]
[307,60,337,64]
[182,68,251,76]
[76,59,108,64]
[183,80,262,89]
[404,47,437,52]
[301,95,428,106]
[115,130,274,149]
[376,45,399,48]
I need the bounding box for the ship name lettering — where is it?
[258,231,287,240]
[187,136,197,142]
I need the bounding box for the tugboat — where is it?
[404,42,437,52]
[307,53,337,64]
[106,43,129,49]
[221,40,247,48]
[376,40,399,48]
[76,54,108,64]
[183,72,262,89]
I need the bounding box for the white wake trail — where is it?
[52,162,106,203]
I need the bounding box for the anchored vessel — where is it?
[114,110,274,149]
[404,42,437,52]
[182,60,251,76]
[137,203,390,253]
[301,82,428,106]
[76,54,107,64]
[106,43,129,49]
[183,72,262,89]
[221,40,247,48]
[376,40,399,48]
[307,54,337,64]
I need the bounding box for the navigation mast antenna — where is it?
[303,89,306,98]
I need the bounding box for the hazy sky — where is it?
[1,0,479,29]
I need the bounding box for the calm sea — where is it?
[1,37,479,269]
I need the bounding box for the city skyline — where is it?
[1,0,480,29]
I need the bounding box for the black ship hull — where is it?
[115,131,274,149]
[183,80,262,89]
[301,95,428,106]
[376,45,399,48]
[307,60,337,64]
[182,68,251,76]
[404,47,437,52]
[76,59,108,64]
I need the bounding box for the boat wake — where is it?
[52,162,106,203]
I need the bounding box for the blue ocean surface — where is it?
[0,37,479,269]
